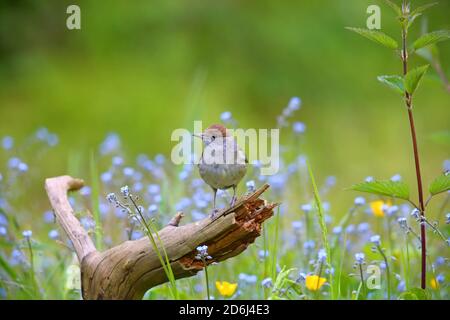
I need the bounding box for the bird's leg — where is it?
[213,187,217,209]
[230,185,237,207]
[210,187,219,218]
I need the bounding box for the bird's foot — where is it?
[210,208,220,219]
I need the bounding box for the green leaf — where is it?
[413,30,450,50]
[0,253,17,281]
[90,151,103,251]
[398,288,432,300]
[350,180,410,200]
[429,173,450,196]
[415,46,439,64]
[411,288,432,300]
[377,75,405,94]
[308,163,335,298]
[269,266,298,300]
[407,13,422,29]
[383,0,402,16]
[404,65,429,95]
[411,2,438,16]
[398,291,418,300]
[346,27,398,49]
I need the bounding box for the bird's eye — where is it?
[211,135,216,140]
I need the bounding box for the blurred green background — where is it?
[0,0,449,210]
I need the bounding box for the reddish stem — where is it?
[406,108,426,289]
[402,21,427,289]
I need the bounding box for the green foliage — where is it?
[381,0,438,29]
[398,291,418,300]
[404,65,429,95]
[415,46,439,64]
[89,152,103,251]
[429,173,450,196]
[410,2,438,16]
[386,1,439,30]
[144,219,179,299]
[398,288,432,300]
[271,207,280,280]
[345,28,398,49]
[1,0,449,301]
[382,0,402,16]
[268,267,301,300]
[350,180,410,200]
[404,2,439,30]
[406,13,422,30]
[377,75,405,94]
[0,253,17,281]
[413,30,450,50]
[308,164,334,299]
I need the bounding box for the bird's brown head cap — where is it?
[205,124,228,137]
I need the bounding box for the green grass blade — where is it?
[308,163,335,299]
[270,206,280,281]
[0,253,17,280]
[148,221,179,299]
[90,151,103,251]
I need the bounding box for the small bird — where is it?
[194,124,247,216]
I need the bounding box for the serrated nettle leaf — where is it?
[429,173,450,196]
[346,27,398,49]
[383,0,402,16]
[413,30,450,50]
[404,65,429,95]
[398,288,431,300]
[409,288,432,300]
[398,291,419,300]
[377,75,405,94]
[350,180,410,200]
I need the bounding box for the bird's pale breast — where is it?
[198,137,247,190]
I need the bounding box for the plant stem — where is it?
[128,195,178,298]
[405,234,410,290]
[316,261,324,291]
[358,264,365,299]
[401,17,427,290]
[308,164,334,299]
[263,227,268,300]
[377,246,391,300]
[271,207,280,280]
[90,152,103,251]
[26,238,38,297]
[423,219,447,242]
[204,264,210,300]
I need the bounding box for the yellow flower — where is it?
[430,278,439,289]
[216,281,238,297]
[370,200,391,218]
[305,275,326,291]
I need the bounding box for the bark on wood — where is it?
[45,175,277,300]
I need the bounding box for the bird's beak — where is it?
[192,133,203,139]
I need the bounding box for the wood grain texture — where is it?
[45,175,276,300]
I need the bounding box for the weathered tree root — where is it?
[45,175,277,300]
